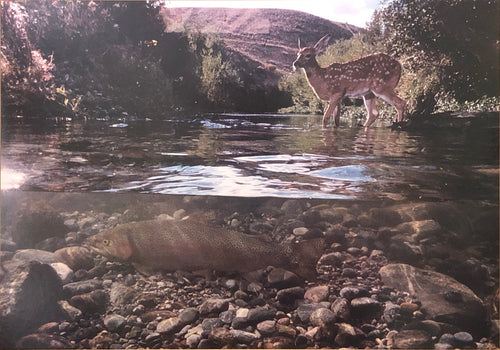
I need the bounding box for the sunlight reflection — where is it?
[1,168,26,190]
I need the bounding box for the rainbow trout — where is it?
[86,219,324,280]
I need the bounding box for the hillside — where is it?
[1,2,360,117]
[160,7,358,73]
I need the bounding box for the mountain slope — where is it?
[160,7,358,73]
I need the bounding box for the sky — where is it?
[164,0,380,28]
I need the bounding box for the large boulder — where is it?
[379,264,486,337]
[0,260,63,348]
[9,211,69,249]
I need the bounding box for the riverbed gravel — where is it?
[1,196,498,349]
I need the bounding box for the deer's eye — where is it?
[304,54,312,59]
[103,239,110,246]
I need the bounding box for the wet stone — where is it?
[335,323,357,347]
[201,318,224,336]
[296,303,330,323]
[58,300,83,320]
[309,308,336,327]
[63,279,103,298]
[69,290,108,314]
[157,317,184,334]
[198,298,230,315]
[12,249,55,264]
[341,267,358,278]
[104,314,126,332]
[304,285,329,303]
[219,309,236,324]
[339,286,370,300]
[50,262,74,284]
[330,297,351,322]
[53,246,94,270]
[257,320,276,335]
[267,268,301,289]
[350,297,381,316]
[394,329,433,349]
[247,306,276,324]
[454,332,474,346]
[230,329,260,344]
[15,333,72,349]
[318,252,343,266]
[179,307,199,324]
[277,286,305,304]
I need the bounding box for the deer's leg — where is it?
[363,93,379,128]
[323,95,342,128]
[322,102,335,128]
[373,90,406,122]
[333,101,341,127]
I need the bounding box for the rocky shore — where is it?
[1,193,498,349]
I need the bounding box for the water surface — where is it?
[1,113,498,202]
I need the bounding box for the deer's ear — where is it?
[313,34,331,55]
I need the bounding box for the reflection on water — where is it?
[1,113,498,201]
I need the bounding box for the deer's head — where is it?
[293,34,331,71]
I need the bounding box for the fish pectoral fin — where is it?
[132,263,156,276]
[193,269,216,280]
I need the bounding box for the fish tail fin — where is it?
[289,238,325,281]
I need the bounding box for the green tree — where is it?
[370,0,499,113]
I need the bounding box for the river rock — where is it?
[267,267,301,289]
[179,307,199,324]
[257,320,276,335]
[35,236,67,252]
[198,298,230,315]
[318,252,343,266]
[50,262,74,284]
[396,219,442,241]
[1,238,17,252]
[58,300,82,320]
[309,308,336,327]
[453,331,475,347]
[303,205,343,225]
[304,285,329,303]
[230,329,260,344]
[379,263,487,335]
[15,333,72,348]
[109,282,135,306]
[63,279,103,298]
[157,317,184,334]
[53,246,94,270]
[339,286,370,300]
[69,290,108,314]
[295,303,330,323]
[0,260,63,348]
[335,323,357,347]
[247,306,276,324]
[104,314,126,332]
[331,297,351,322]
[10,211,69,248]
[393,329,432,349]
[350,297,381,317]
[12,249,55,264]
[277,286,305,304]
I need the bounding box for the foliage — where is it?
[1,2,55,113]
[281,0,499,118]
[187,33,242,108]
[371,0,499,114]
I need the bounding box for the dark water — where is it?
[1,112,498,202]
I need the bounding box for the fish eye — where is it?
[103,239,110,246]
